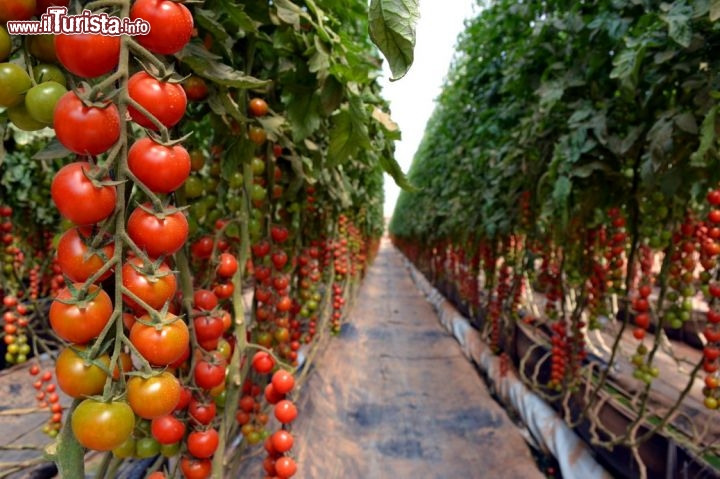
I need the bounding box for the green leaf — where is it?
[217,0,257,34]
[328,101,370,166]
[712,0,720,21]
[691,105,717,166]
[256,115,286,142]
[32,139,71,160]
[320,76,344,115]
[178,50,270,89]
[663,3,693,48]
[674,111,698,134]
[379,155,416,191]
[195,9,235,59]
[368,0,420,81]
[284,91,321,141]
[308,36,330,76]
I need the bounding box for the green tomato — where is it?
[184,176,205,198]
[0,27,10,62]
[227,195,242,213]
[213,390,227,408]
[251,184,267,201]
[8,103,47,131]
[0,63,31,107]
[251,157,266,175]
[204,176,219,192]
[33,64,66,86]
[112,437,136,459]
[209,161,221,177]
[228,171,244,189]
[134,437,160,458]
[160,442,181,457]
[25,81,66,123]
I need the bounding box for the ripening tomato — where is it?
[131,0,193,55]
[129,313,189,366]
[49,284,112,344]
[71,399,135,451]
[0,63,32,108]
[180,457,212,479]
[55,34,120,78]
[127,72,187,130]
[121,257,177,312]
[248,98,268,117]
[51,162,116,225]
[128,138,190,193]
[183,76,208,101]
[53,92,120,155]
[56,226,115,282]
[128,372,181,419]
[0,0,36,22]
[55,346,109,398]
[126,204,188,258]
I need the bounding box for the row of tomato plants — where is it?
[390,0,720,476]
[0,0,393,477]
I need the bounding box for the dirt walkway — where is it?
[286,240,543,478]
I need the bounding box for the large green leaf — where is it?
[368,0,420,81]
[178,45,270,88]
[327,102,370,166]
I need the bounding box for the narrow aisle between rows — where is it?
[287,239,543,478]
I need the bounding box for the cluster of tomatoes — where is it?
[29,364,63,437]
[701,189,720,408]
[585,226,609,330]
[664,215,698,330]
[488,262,511,352]
[2,295,31,365]
[295,246,323,344]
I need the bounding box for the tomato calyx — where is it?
[136,202,189,221]
[73,82,121,109]
[53,281,103,307]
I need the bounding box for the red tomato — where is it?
[130,0,193,55]
[213,282,234,300]
[191,236,214,260]
[0,0,36,22]
[193,353,227,390]
[71,399,135,451]
[121,257,177,312]
[216,253,238,278]
[188,399,216,426]
[180,457,212,479]
[274,400,297,424]
[49,284,112,344]
[35,0,68,15]
[186,428,219,459]
[251,351,275,374]
[193,289,218,311]
[127,372,181,419]
[270,430,294,453]
[56,226,114,282]
[271,370,295,395]
[274,456,297,478]
[127,72,187,130]
[128,138,190,193]
[193,315,225,343]
[175,387,192,411]
[51,162,116,225]
[53,92,120,155]
[129,313,189,366]
[126,204,188,258]
[150,414,185,444]
[55,34,120,78]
